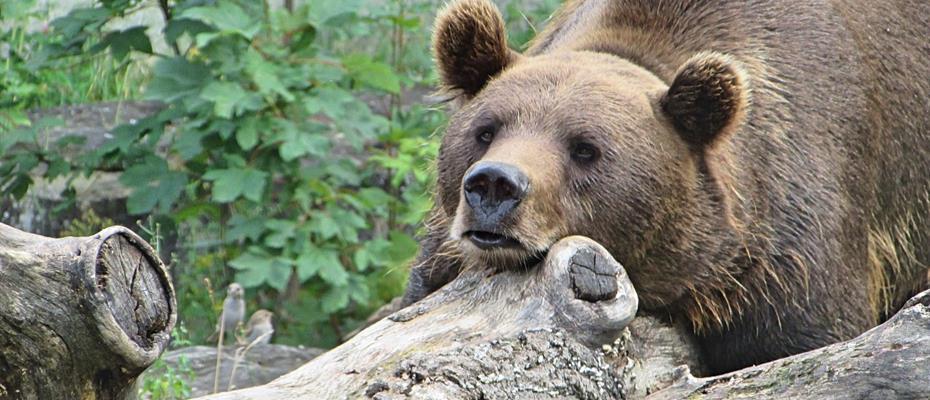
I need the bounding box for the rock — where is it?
[148,344,325,397]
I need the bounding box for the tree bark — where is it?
[647,289,930,400]
[0,223,176,400]
[196,236,640,399]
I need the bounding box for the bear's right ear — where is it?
[660,52,750,148]
[433,0,517,98]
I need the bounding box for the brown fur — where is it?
[432,0,517,97]
[405,0,930,374]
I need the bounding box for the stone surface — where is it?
[149,344,325,398]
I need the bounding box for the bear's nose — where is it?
[463,161,529,223]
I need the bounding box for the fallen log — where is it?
[194,231,930,399]
[647,289,930,400]
[0,223,176,400]
[196,236,640,399]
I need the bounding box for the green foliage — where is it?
[139,326,195,400]
[0,1,148,118]
[59,208,116,237]
[0,0,559,347]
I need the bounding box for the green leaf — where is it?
[172,132,205,161]
[0,126,37,153]
[347,275,370,305]
[353,246,370,272]
[236,117,260,150]
[275,121,329,161]
[182,3,260,39]
[234,266,267,289]
[45,158,71,179]
[175,202,221,222]
[92,26,152,60]
[229,249,292,290]
[121,158,187,214]
[202,168,267,203]
[289,25,317,52]
[51,7,109,38]
[245,49,294,101]
[332,208,366,243]
[1,173,33,199]
[264,219,296,248]
[308,213,340,240]
[360,239,392,269]
[200,81,258,119]
[319,256,348,286]
[385,231,419,264]
[228,215,267,242]
[0,0,37,20]
[342,54,400,94]
[145,57,210,103]
[309,0,362,26]
[357,187,393,208]
[324,160,361,186]
[266,257,294,291]
[321,286,349,313]
[0,109,32,132]
[295,246,342,283]
[55,135,87,149]
[230,250,271,271]
[164,18,214,45]
[200,82,245,118]
[229,250,273,289]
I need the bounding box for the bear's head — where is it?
[433,0,750,308]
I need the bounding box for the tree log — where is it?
[0,223,176,400]
[196,236,639,399]
[193,231,930,399]
[647,289,930,399]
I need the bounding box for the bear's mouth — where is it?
[464,230,522,250]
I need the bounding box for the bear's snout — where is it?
[463,161,529,228]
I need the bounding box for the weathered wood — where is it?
[192,230,930,399]
[195,236,639,399]
[0,223,176,400]
[605,315,706,398]
[647,289,930,400]
[3,228,922,400]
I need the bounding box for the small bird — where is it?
[208,283,245,343]
[240,309,274,346]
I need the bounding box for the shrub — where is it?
[0,0,558,346]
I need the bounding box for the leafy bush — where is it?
[0,0,558,346]
[0,1,148,128]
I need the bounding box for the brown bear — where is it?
[402,0,930,374]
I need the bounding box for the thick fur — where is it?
[408,0,930,374]
[432,0,515,97]
[660,52,749,148]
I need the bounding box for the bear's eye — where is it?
[571,142,600,164]
[476,129,495,145]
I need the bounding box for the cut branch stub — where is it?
[0,223,176,400]
[570,246,620,302]
[195,235,639,399]
[93,229,173,356]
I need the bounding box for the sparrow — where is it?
[240,309,274,345]
[208,283,245,343]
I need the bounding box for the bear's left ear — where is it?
[433,0,519,98]
[660,52,750,148]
